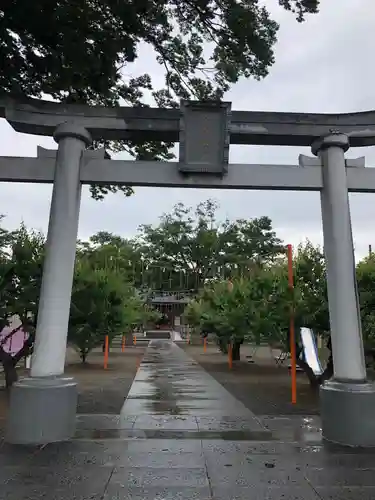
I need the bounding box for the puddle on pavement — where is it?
[74,429,275,441]
[74,415,323,444]
[261,416,322,444]
[127,395,219,401]
[271,429,322,443]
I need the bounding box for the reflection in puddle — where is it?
[74,428,275,441]
[262,415,322,444]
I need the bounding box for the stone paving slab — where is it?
[304,467,375,487]
[0,485,104,500]
[207,463,305,487]
[211,486,321,500]
[3,340,375,499]
[125,438,203,454]
[114,451,206,468]
[120,340,265,424]
[109,466,209,488]
[76,414,136,430]
[202,439,302,455]
[103,485,212,500]
[261,414,322,443]
[314,487,375,500]
[5,440,131,467]
[196,415,265,431]
[133,415,199,430]
[1,464,113,499]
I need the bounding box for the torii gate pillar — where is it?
[6,123,91,444]
[313,132,375,446]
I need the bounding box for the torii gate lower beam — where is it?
[0,153,375,192]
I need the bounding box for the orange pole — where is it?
[203,337,207,352]
[133,334,136,346]
[228,282,234,370]
[104,335,109,370]
[287,244,297,404]
[121,335,125,352]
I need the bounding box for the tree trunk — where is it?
[0,336,34,390]
[317,349,333,385]
[296,357,320,389]
[125,332,133,345]
[217,337,228,354]
[364,347,375,368]
[289,342,320,389]
[81,351,87,363]
[232,341,241,361]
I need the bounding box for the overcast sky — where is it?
[1,0,374,259]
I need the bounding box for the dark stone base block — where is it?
[5,376,77,445]
[320,380,375,447]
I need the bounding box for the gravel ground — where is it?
[181,343,320,415]
[0,345,146,423]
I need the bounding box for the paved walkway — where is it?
[1,340,375,499]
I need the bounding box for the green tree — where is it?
[71,239,161,361]
[184,242,336,386]
[357,256,375,350]
[122,295,162,335]
[0,219,17,336]
[0,222,44,387]
[1,0,320,199]
[68,260,129,362]
[77,231,141,285]
[253,242,332,387]
[138,200,284,291]
[266,243,333,386]
[293,241,329,335]
[0,221,164,382]
[184,265,292,360]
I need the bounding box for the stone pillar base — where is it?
[320,380,375,447]
[6,376,77,445]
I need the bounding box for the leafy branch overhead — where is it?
[0,0,320,199]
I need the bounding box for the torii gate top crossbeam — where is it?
[2,97,375,147]
[2,152,375,193]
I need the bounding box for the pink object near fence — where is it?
[0,324,28,355]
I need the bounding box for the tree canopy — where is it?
[184,263,291,358]
[0,0,320,199]
[357,256,375,349]
[183,237,374,385]
[1,1,319,102]
[138,200,285,290]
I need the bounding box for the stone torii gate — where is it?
[2,98,375,447]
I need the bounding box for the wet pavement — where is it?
[2,340,375,499]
